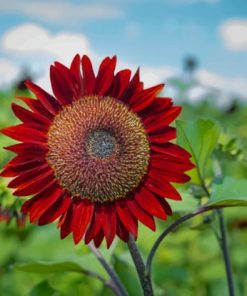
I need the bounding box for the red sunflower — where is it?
[1,55,194,248]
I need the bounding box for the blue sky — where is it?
[0,0,247,98]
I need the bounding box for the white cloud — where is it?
[2,23,93,65]
[0,59,20,88]
[1,23,95,91]
[220,19,247,51]
[197,70,226,89]
[141,66,176,87]
[196,69,247,100]
[1,23,246,104]
[0,0,122,22]
[187,86,210,103]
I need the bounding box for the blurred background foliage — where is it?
[0,61,247,296]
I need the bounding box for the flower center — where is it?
[86,129,116,159]
[47,96,150,203]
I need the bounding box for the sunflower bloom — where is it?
[1,55,194,247]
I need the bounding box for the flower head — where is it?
[1,55,194,247]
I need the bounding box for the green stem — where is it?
[146,206,216,276]
[212,156,235,296]
[89,243,129,296]
[217,209,235,296]
[80,269,119,294]
[127,235,153,296]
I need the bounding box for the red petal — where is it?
[21,185,62,214]
[130,84,164,113]
[54,61,80,100]
[8,165,51,188]
[1,124,47,143]
[145,106,182,134]
[151,143,192,159]
[127,198,155,231]
[70,54,84,98]
[156,196,173,216]
[17,96,53,120]
[84,207,102,244]
[29,187,64,222]
[116,201,137,237]
[135,187,167,219]
[149,169,191,183]
[140,97,172,120]
[120,69,142,104]
[148,127,176,143]
[101,204,117,248]
[95,56,117,95]
[25,80,61,115]
[38,193,71,225]
[151,154,195,172]
[81,55,95,95]
[12,103,50,128]
[50,66,73,105]
[4,142,47,155]
[107,69,131,99]
[5,154,44,167]
[0,159,45,177]
[145,177,181,200]
[116,220,130,242]
[60,204,74,239]
[13,173,56,196]
[93,229,105,248]
[72,199,94,244]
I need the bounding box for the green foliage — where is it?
[15,261,87,274]
[169,189,198,212]
[208,177,247,207]
[176,119,220,183]
[113,254,143,296]
[0,87,247,296]
[29,281,57,296]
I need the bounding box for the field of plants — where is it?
[0,78,247,296]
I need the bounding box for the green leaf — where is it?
[176,119,220,183]
[208,177,247,206]
[168,188,198,212]
[29,281,57,296]
[113,254,142,296]
[14,260,86,274]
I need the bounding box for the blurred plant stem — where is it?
[89,243,129,296]
[212,157,235,296]
[217,208,235,296]
[146,159,235,296]
[146,206,235,296]
[127,235,153,296]
[146,205,216,276]
[79,268,119,293]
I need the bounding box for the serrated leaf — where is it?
[176,119,220,183]
[208,177,247,206]
[14,260,85,274]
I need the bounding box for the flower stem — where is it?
[80,268,119,294]
[217,209,235,296]
[212,157,235,295]
[146,205,235,296]
[127,235,153,296]
[146,206,216,276]
[89,243,129,296]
